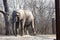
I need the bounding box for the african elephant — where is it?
[12,9,36,36]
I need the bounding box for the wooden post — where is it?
[55,0,60,40]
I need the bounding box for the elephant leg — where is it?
[24,25,27,35]
[15,22,19,35]
[18,22,20,35]
[31,20,36,35]
[26,26,29,35]
[20,21,23,36]
[22,19,26,35]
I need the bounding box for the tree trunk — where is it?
[3,0,9,35]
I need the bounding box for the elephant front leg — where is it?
[22,19,26,35]
[20,21,22,36]
[31,20,36,35]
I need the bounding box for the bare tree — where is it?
[3,0,9,35]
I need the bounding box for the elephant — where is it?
[12,9,36,36]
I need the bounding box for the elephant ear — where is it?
[16,12,20,16]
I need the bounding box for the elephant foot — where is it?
[33,32,36,36]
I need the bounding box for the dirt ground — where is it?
[0,35,56,40]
